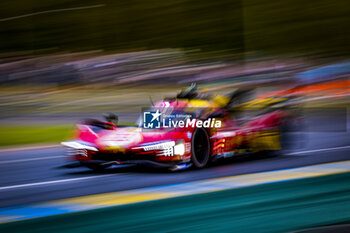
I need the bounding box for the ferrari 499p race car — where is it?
[62,85,295,171]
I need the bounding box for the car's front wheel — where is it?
[191,128,211,168]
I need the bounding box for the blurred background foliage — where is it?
[0,0,244,53]
[1,0,349,56]
[243,0,350,55]
[1,0,350,146]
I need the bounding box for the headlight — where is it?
[174,143,185,156]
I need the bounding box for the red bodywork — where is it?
[63,97,285,169]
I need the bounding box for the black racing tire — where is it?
[191,128,211,168]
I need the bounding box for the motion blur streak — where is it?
[0,160,349,223]
[1,171,350,233]
[0,155,64,164]
[0,4,105,22]
[1,0,350,232]
[0,174,113,191]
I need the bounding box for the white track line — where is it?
[0,4,105,22]
[0,145,348,191]
[0,175,113,191]
[286,145,350,155]
[0,156,65,164]
[1,145,350,163]
[0,144,59,153]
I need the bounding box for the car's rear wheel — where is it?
[191,128,210,168]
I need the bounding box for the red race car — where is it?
[62,85,292,171]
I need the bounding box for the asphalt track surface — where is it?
[0,114,349,208]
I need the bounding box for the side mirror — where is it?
[103,113,119,125]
